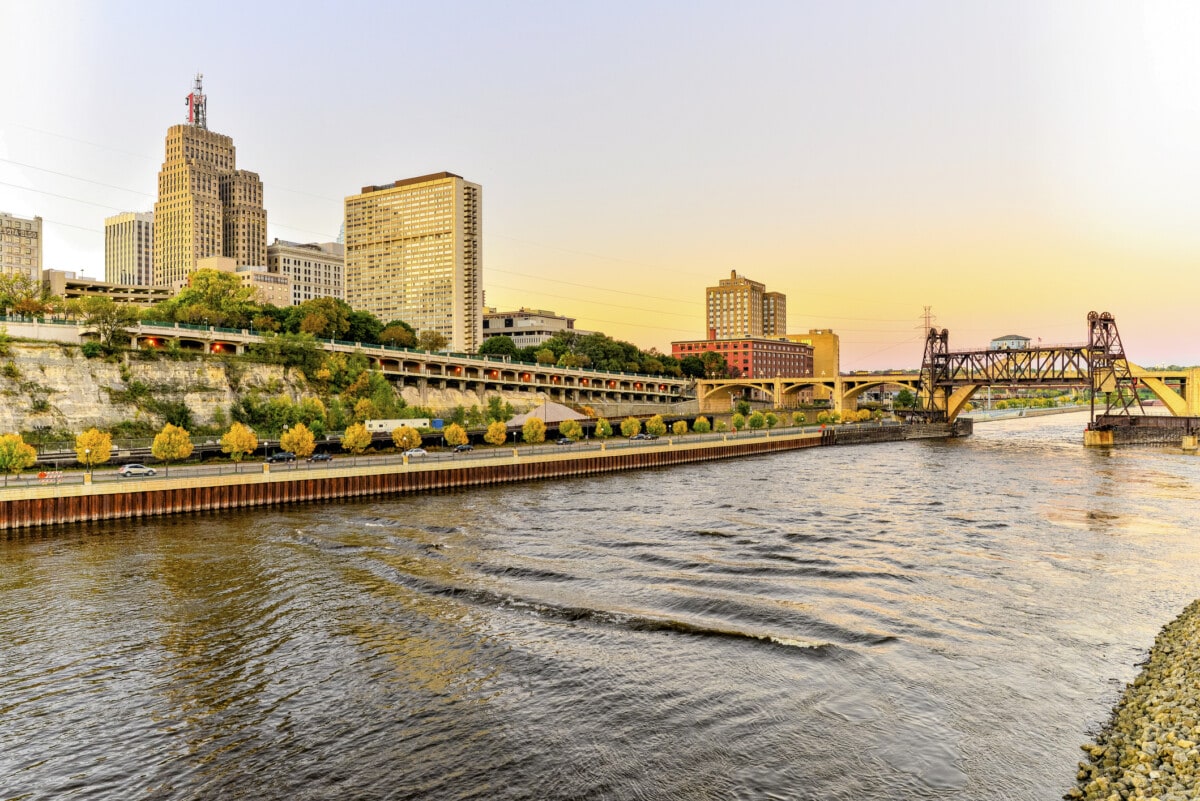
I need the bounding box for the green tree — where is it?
[522,417,547,444]
[379,323,416,348]
[484,420,509,446]
[391,425,422,451]
[645,415,667,436]
[343,422,373,462]
[354,397,380,423]
[416,329,448,351]
[221,422,259,471]
[620,417,641,438]
[764,412,779,429]
[559,419,583,441]
[478,336,518,357]
[715,420,728,432]
[747,411,766,429]
[895,389,916,409]
[678,355,706,378]
[731,413,746,430]
[281,423,316,459]
[78,296,142,348]
[148,269,259,328]
[701,350,728,378]
[0,433,37,486]
[151,423,193,476]
[534,348,556,365]
[594,418,613,439]
[346,309,384,344]
[735,400,752,416]
[443,423,469,447]
[75,428,112,474]
[791,412,806,426]
[692,416,711,433]
[295,396,328,438]
[672,420,688,436]
[485,396,514,423]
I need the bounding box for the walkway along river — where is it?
[1,413,1197,799]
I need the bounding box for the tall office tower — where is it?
[104,211,155,285]
[705,270,788,340]
[344,172,482,352]
[267,239,344,305]
[0,212,42,281]
[153,75,267,288]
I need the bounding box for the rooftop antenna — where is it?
[186,73,207,129]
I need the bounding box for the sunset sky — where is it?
[2,1,1199,369]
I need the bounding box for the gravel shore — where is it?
[1065,599,1200,800]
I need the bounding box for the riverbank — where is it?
[1066,599,1200,800]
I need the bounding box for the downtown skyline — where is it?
[2,1,1200,369]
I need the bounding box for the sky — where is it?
[2,0,1199,369]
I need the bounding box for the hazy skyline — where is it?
[2,1,1199,369]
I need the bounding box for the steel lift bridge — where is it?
[918,311,1200,423]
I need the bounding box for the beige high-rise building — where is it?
[705,270,787,340]
[0,212,43,281]
[344,172,482,352]
[153,77,266,288]
[267,239,344,305]
[104,211,155,285]
[787,328,840,400]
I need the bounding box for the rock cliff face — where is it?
[0,342,308,434]
[0,342,542,435]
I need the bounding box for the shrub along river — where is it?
[2,411,1199,800]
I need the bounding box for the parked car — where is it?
[556,437,574,445]
[266,451,296,463]
[629,433,657,440]
[453,444,474,452]
[404,448,428,457]
[118,463,157,477]
[308,452,332,462]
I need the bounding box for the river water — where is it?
[3,412,1199,800]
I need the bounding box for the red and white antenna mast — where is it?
[185,73,207,129]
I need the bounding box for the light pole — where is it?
[85,448,91,478]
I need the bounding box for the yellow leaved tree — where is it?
[151,423,193,476]
[0,432,37,486]
[522,417,546,444]
[281,423,316,459]
[75,428,112,475]
[391,425,422,451]
[484,421,508,446]
[221,422,259,472]
[443,423,468,447]
[343,422,372,463]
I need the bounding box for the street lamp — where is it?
[85,448,91,477]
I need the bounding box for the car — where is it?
[266,451,296,463]
[629,433,658,440]
[556,437,574,445]
[308,452,332,462]
[453,444,474,452]
[404,448,428,457]
[118,463,157,477]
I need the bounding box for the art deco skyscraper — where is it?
[705,270,787,340]
[344,172,482,352]
[153,75,266,287]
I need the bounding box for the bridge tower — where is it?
[919,327,951,421]
[1087,311,1143,423]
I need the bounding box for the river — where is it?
[2,412,1199,800]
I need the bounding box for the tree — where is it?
[151,423,193,476]
[534,348,556,365]
[731,413,746,430]
[346,309,384,344]
[735,400,752,416]
[747,411,765,429]
[147,269,259,329]
[692,416,711,434]
[343,422,373,462]
[379,324,416,348]
[895,389,916,409]
[645,415,667,436]
[221,422,259,471]
[791,412,806,426]
[0,433,37,486]
[672,420,688,436]
[485,396,514,423]
[701,350,728,378]
[354,397,380,422]
[478,336,518,357]
[78,297,142,348]
[764,412,779,429]
[416,329,448,352]
[620,417,641,438]
[522,417,546,444]
[281,423,316,459]
[484,421,509,446]
[678,355,706,378]
[857,409,872,422]
[443,423,468,447]
[594,418,613,439]
[75,428,112,474]
[559,419,583,441]
[391,425,421,451]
